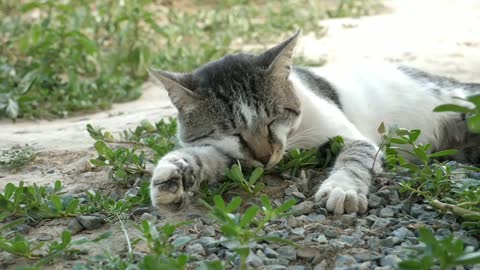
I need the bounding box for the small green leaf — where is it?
[226,197,242,213]
[50,195,63,211]
[428,149,459,158]
[6,98,19,119]
[433,104,473,113]
[239,206,259,227]
[467,114,480,133]
[455,251,480,265]
[65,199,79,214]
[260,195,272,212]
[248,167,264,185]
[61,231,71,245]
[377,121,386,134]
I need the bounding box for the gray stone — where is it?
[380,237,395,248]
[368,237,380,250]
[392,227,414,240]
[339,235,364,246]
[410,204,426,218]
[316,234,328,244]
[172,236,192,249]
[418,211,440,221]
[277,246,297,261]
[371,217,391,230]
[69,215,106,233]
[341,213,357,226]
[264,266,287,270]
[381,255,401,267]
[292,201,314,216]
[288,266,306,270]
[379,207,395,218]
[140,212,156,222]
[291,227,305,236]
[125,187,139,198]
[287,215,299,227]
[264,246,279,258]
[307,214,326,223]
[313,260,328,270]
[186,243,205,256]
[197,236,217,253]
[297,247,319,259]
[247,253,264,268]
[335,254,357,267]
[324,229,338,238]
[368,194,383,208]
[132,207,150,216]
[14,224,32,234]
[36,233,53,241]
[200,226,216,237]
[68,218,84,234]
[291,191,306,200]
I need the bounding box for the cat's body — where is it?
[149,31,480,214]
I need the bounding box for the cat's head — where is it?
[150,31,302,168]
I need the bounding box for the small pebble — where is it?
[277,246,297,261]
[292,201,314,216]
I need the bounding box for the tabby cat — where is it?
[149,31,479,214]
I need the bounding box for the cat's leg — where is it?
[315,139,383,215]
[150,146,232,210]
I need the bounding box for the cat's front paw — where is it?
[314,171,368,215]
[150,156,192,210]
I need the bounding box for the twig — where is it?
[431,200,480,219]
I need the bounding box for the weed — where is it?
[87,118,177,187]
[0,180,79,222]
[0,222,111,266]
[0,145,36,169]
[378,125,480,222]
[204,195,296,270]
[226,162,265,195]
[434,94,480,133]
[1,0,377,119]
[398,227,480,270]
[277,135,344,176]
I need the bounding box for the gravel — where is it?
[164,168,472,269]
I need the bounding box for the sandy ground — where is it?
[1,0,480,190]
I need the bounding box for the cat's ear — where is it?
[148,68,197,111]
[260,30,301,78]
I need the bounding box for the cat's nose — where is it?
[257,155,272,167]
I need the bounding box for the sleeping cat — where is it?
[149,30,479,214]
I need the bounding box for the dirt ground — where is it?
[1,0,480,205]
[1,1,480,269]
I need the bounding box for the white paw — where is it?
[314,171,368,215]
[150,155,190,209]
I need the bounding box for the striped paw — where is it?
[314,171,368,215]
[150,156,193,210]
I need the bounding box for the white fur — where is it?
[305,61,466,149]
[288,60,472,215]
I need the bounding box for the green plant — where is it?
[88,118,177,187]
[1,0,374,119]
[277,135,344,176]
[0,145,36,169]
[0,180,80,222]
[398,227,480,270]
[0,226,111,266]
[327,0,382,18]
[74,220,189,270]
[434,94,480,133]
[226,162,265,195]
[79,181,151,218]
[204,195,296,270]
[378,126,480,222]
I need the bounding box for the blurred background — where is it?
[0,0,381,120]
